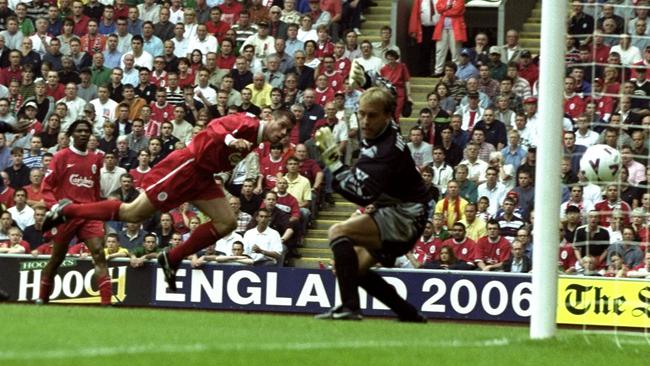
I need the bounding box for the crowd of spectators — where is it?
[0,0,649,279]
[0,0,394,267]
[396,0,650,279]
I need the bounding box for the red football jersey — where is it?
[442,237,477,264]
[474,236,511,264]
[558,241,578,271]
[274,193,300,219]
[129,167,152,189]
[189,113,262,174]
[413,237,442,264]
[0,186,15,208]
[314,87,335,105]
[259,155,287,190]
[564,94,586,120]
[41,147,103,208]
[150,102,175,123]
[335,57,351,78]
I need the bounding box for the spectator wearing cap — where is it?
[500,29,522,63]
[432,0,467,77]
[456,48,479,81]
[487,45,507,81]
[22,78,54,123]
[517,49,538,87]
[241,20,276,60]
[459,91,484,132]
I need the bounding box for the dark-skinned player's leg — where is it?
[38,241,68,304]
[85,236,113,305]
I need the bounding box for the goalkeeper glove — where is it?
[348,59,367,89]
[315,127,343,172]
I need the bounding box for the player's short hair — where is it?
[66,119,93,137]
[358,86,395,116]
[105,233,119,241]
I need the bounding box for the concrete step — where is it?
[520,39,540,49]
[305,229,328,238]
[368,5,391,14]
[298,247,333,257]
[292,257,332,269]
[304,239,330,249]
[522,23,541,33]
[313,219,339,230]
[318,210,353,220]
[321,201,357,213]
[364,13,391,21]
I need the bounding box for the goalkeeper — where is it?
[314,85,431,322]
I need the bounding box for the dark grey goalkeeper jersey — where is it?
[331,121,432,208]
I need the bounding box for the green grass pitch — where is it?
[0,304,647,366]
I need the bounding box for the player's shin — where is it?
[331,237,360,311]
[62,200,123,221]
[358,270,424,322]
[168,222,222,264]
[97,274,112,306]
[38,278,53,304]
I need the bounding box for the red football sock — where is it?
[97,274,112,305]
[168,222,221,264]
[62,200,123,221]
[39,279,52,303]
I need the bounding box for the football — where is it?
[579,144,622,183]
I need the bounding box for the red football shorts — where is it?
[142,148,225,212]
[52,219,105,244]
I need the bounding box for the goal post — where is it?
[530,0,567,340]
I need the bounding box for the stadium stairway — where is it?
[519,1,542,56]
[292,1,544,268]
[291,2,391,269]
[293,193,355,268]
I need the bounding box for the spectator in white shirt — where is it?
[407,126,433,170]
[7,188,35,230]
[188,24,218,63]
[574,114,599,147]
[242,208,283,265]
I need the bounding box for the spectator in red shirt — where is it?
[258,142,287,191]
[380,49,413,122]
[475,220,511,271]
[0,50,23,87]
[205,6,231,42]
[441,221,477,270]
[24,168,44,207]
[219,0,244,26]
[70,0,91,36]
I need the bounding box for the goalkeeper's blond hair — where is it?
[359,86,396,116]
